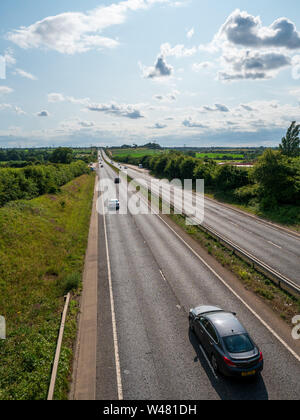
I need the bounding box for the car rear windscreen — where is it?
[223,334,254,353]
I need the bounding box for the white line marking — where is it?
[102,195,124,400]
[159,269,167,282]
[198,343,218,380]
[267,241,282,249]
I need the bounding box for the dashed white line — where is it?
[159,269,167,282]
[267,240,282,249]
[102,194,124,400]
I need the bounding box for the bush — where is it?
[0,161,89,207]
[59,272,81,295]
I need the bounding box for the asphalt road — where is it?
[105,155,300,287]
[95,158,300,400]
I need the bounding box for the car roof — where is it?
[205,312,247,337]
[109,198,119,202]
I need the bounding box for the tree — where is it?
[50,147,73,164]
[279,121,300,157]
[253,149,298,207]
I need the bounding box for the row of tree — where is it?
[0,147,96,166]
[0,161,89,207]
[114,122,300,209]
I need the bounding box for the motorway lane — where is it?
[108,158,300,286]
[96,160,300,400]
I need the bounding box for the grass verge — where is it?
[0,173,95,400]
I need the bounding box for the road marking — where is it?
[159,269,167,282]
[198,343,218,380]
[101,195,124,400]
[267,240,282,249]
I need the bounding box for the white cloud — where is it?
[14,68,37,80]
[160,42,197,58]
[0,103,25,114]
[48,93,65,102]
[87,102,145,119]
[192,61,214,72]
[186,28,194,39]
[0,86,13,94]
[142,55,173,79]
[153,90,179,102]
[6,0,171,54]
[219,49,291,81]
[201,9,300,82]
[215,9,300,50]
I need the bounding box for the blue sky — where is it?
[0,0,300,147]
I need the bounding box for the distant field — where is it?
[110,148,244,161]
[111,148,163,158]
[196,153,244,159]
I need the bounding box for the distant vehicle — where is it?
[139,164,143,169]
[108,199,120,211]
[100,165,103,168]
[124,166,128,169]
[189,306,263,378]
[114,177,120,184]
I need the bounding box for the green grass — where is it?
[0,173,95,400]
[195,152,244,160]
[111,148,164,159]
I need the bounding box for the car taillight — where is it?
[223,356,236,367]
[259,351,263,362]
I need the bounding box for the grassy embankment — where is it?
[0,172,95,400]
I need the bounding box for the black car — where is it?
[114,177,120,184]
[189,306,263,377]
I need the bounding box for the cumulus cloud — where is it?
[6,0,171,54]
[219,49,291,80]
[143,55,173,79]
[215,9,300,50]
[37,110,49,117]
[87,102,144,119]
[201,103,230,112]
[182,118,206,128]
[201,9,300,82]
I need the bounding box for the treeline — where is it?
[0,147,97,166]
[0,161,89,207]
[115,150,300,208]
